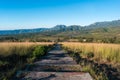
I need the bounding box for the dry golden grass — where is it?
[61,42,120,65]
[0,42,53,56]
[0,42,53,80]
[0,42,53,46]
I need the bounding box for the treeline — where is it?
[77,37,120,43]
[0,36,53,42]
[0,36,120,44]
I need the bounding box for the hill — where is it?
[0,20,120,35]
[0,20,120,43]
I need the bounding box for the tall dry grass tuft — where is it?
[0,42,53,56]
[62,42,120,65]
[0,42,53,80]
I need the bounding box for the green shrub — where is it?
[32,46,46,58]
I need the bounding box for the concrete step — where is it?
[28,64,82,72]
[34,56,77,65]
[16,71,93,80]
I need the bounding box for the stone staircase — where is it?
[15,44,93,80]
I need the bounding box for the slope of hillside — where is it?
[0,28,48,35]
[0,20,120,43]
[87,20,120,28]
[0,20,120,35]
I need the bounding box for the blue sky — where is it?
[0,0,120,30]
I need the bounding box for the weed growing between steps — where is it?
[0,44,52,80]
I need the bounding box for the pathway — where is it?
[16,44,93,80]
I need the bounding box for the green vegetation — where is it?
[0,20,119,80]
[0,43,52,80]
[0,20,120,43]
[0,26,120,43]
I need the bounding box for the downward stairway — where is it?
[15,44,93,80]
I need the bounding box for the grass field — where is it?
[0,42,53,56]
[62,42,120,65]
[62,42,120,80]
[0,42,53,80]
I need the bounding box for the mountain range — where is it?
[0,20,120,35]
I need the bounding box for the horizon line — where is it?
[0,19,120,30]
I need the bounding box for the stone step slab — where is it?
[29,64,82,72]
[17,71,93,80]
